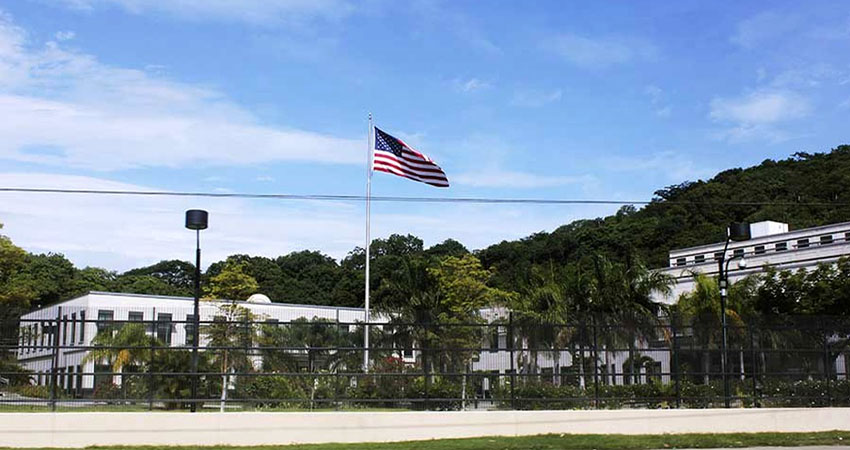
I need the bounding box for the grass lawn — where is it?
[3,431,850,450]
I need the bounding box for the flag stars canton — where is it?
[375,128,404,157]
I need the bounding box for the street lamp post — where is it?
[717,221,750,408]
[185,209,208,413]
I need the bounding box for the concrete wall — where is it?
[3,409,850,448]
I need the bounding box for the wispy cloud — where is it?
[709,89,810,144]
[731,11,799,49]
[0,172,595,270]
[604,151,717,183]
[0,12,361,170]
[709,90,810,124]
[644,84,672,118]
[511,88,562,107]
[54,30,75,41]
[452,77,491,93]
[453,170,595,189]
[55,0,354,26]
[545,33,656,69]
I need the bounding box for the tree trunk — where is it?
[739,350,745,381]
[220,350,228,413]
[604,348,612,385]
[553,349,561,386]
[702,350,710,385]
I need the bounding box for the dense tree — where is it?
[204,262,260,300]
[123,260,194,296]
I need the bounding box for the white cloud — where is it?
[55,0,353,26]
[54,30,75,41]
[546,33,656,69]
[731,11,799,49]
[604,151,716,183]
[511,88,562,107]
[453,170,595,189]
[0,172,600,271]
[709,90,810,144]
[644,84,672,118]
[452,77,490,93]
[709,90,810,124]
[0,12,362,170]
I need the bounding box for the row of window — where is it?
[19,311,87,354]
[674,232,849,267]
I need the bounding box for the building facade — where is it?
[655,220,850,303]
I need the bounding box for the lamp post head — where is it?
[185,209,209,230]
[737,259,748,269]
[728,222,750,242]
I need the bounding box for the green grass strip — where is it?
[4,431,850,450]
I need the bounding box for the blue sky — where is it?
[0,0,848,270]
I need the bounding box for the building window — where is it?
[754,245,765,255]
[128,311,144,322]
[79,311,85,343]
[714,251,723,262]
[186,314,197,346]
[694,254,705,264]
[775,242,787,252]
[157,313,173,345]
[97,310,114,333]
[62,315,68,346]
[797,238,809,249]
[845,232,850,243]
[70,313,76,347]
[820,234,834,245]
[675,257,687,267]
[733,248,744,258]
[488,326,500,352]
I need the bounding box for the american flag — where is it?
[373,127,449,188]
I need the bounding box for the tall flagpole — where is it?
[363,113,373,372]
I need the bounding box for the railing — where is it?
[1,309,849,412]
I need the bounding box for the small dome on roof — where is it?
[246,293,272,304]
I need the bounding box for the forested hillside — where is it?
[479,145,850,288]
[1,145,849,312]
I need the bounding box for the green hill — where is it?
[478,145,850,288]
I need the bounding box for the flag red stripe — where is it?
[374,166,449,187]
[373,158,448,182]
[374,152,445,174]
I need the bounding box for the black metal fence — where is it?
[2,308,849,412]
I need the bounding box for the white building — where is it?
[656,220,850,303]
[16,292,375,396]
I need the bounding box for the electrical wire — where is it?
[0,187,847,207]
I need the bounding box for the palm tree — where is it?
[587,255,672,386]
[83,322,157,375]
[511,265,576,386]
[675,272,757,384]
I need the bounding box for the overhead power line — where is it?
[0,187,846,207]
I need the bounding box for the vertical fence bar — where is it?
[148,307,155,411]
[423,320,430,411]
[592,317,600,409]
[749,323,758,408]
[508,312,516,410]
[822,319,832,407]
[49,307,62,412]
[671,315,681,409]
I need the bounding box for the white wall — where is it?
[2,409,850,448]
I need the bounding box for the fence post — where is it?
[592,317,599,409]
[49,307,62,412]
[423,320,430,411]
[822,319,832,407]
[148,307,155,411]
[671,314,681,409]
[508,312,516,410]
[749,323,758,408]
